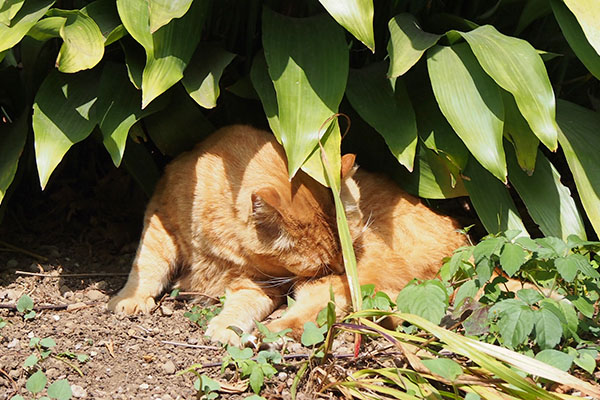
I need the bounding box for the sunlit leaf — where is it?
[562,0,600,56]
[33,70,99,189]
[460,25,558,151]
[396,280,448,324]
[182,43,236,109]
[0,0,24,26]
[551,0,600,80]
[499,242,527,277]
[428,43,506,182]
[556,99,600,237]
[27,16,64,41]
[262,7,347,180]
[0,111,27,205]
[47,8,105,73]
[346,62,417,171]
[422,358,463,381]
[535,349,574,371]
[0,0,54,52]
[26,370,47,394]
[117,0,209,108]
[47,379,72,400]
[318,0,374,51]
[463,158,528,236]
[387,14,440,78]
[506,145,586,240]
[149,0,193,33]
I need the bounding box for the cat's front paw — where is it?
[107,294,156,314]
[205,316,242,346]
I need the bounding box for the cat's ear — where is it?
[251,187,283,219]
[341,153,357,179]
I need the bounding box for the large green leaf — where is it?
[144,86,214,157]
[502,90,539,174]
[346,62,417,171]
[32,70,99,189]
[0,0,54,52]
[27,16,65,41]
[262,8,348,180]
[551,0,600,80]
[149,0,194,33]
[515,0,551,35]
[81,0,125,46]
[556,100,600,237]
[427,43,506,182]
[318,0,374,52]
[96,63,166,166]
[250,51,340,187]
[182,43,236,109]
[387,14,441,78]
[460,25,558,151]
[47,9,105,73]
[506,145,586,240]
[394,145,467,199]
[0,111,28,205]
[562,0,600,56]
[117,0,208,108]
[0,0,24,26]
[463,158,528,236]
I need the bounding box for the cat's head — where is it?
[250,154,357,278]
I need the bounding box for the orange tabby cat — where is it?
[108,125,466,344]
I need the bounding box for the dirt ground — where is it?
[0,232,361,400]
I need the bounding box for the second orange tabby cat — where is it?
[108,125,466,344]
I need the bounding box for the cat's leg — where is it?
[266,274,351,339]
[205,279,283,346]
[108,214,177,314]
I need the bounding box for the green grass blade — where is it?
[318,0,375,52]
[551,0,600,80]
[346,62,417,172]
[33,70,99,189]
[262,7,347,180]
[0,0,54,52]
[387,14,441,78]
[463,157,528,235]
[427,43,506,182]
[556,99,600,238]
[460,25,558,151]
[182,43,236,109]
[320,126,361,312]
[506,145,586,240]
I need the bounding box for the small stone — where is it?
[161,360,176,375]
[27,331,35,338]
[288,342,302,353]
[277,372,288,381]
[5,289,19,301]
[71,384,87,398]
[52,315,60,321]
[187,337,198,345]
[7,259,18,268]
[9,369,20,379]
[90,351,98,357]
[139,383,150,390]
[62,291,74,299]
[160,305,173,316]
[85,289,106,301]
[45,368,59,379]
[7,338,19,349]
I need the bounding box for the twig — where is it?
[129,335,221,350]
[0,240,48,262]
[52,355,83,376]
[15,270,128,278]
[0,301,102,311]
[0,367,18,394]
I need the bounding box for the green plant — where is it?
[16,295,36,320]
[183,303,222,330]
[221,345,279,394]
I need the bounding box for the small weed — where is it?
[16,295,36,320]
[184,298,223,329]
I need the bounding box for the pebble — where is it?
[7,259,18,268]
[139,383,150,390]
[9,369,20,379]
[86,289,106,301]
[187,337,198,345]
[7,338,19,349]
[277,372,288,381]
[27,331,35,339]
[160,305,173,316]
[52,315,60,321]
[45,368,59,379]
[71,384,87,398]
[90,351,98,357]
[161,360,176,375]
